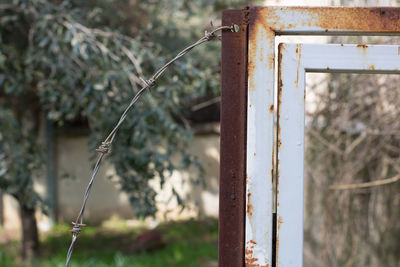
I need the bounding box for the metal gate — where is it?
[277,43,400,266]
[220,6,400,267]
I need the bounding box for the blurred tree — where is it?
[0,0,251,258]
[305,72,400,266]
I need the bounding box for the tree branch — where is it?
[329,174,400,190]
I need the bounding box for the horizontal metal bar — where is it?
[252,7,400,35]
[281,43,400,73]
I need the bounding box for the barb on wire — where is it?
[64,23,239,267]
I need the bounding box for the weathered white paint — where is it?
[246,17,275,267]
[246,6,400,266]
[277,43,400,266]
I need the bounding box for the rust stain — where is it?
[254,152,256,156]
[276,233,279,266]
[271,168,274,184]
[271,140,275,188]
[251,6,400,34]
[278,216,283,230]
[277,125,281,142]
[247,16,257,93]
[276,42,283,203]
[248,11,274,93]
[245,250,258,265]
[248,58,256,92]
[295,44,302,88]
[356,44,368,55]
[246,258,270,267]
[276,216,283,265]
[326,66,330,70]
[242,5,250,25]
[369,65,375,70]
[277,43,283,124]
[268,53,275,70]
[248,6,276,95]
[247,190,253,217]
[249,239,257,245]
[269,104,274,113]
[356,44,368,49]
[311,7,400,33]
[276,159,280,201]
[245,239,269,267]
[246,263,269,267]
[245,240,257,266]
[271,141,275,185]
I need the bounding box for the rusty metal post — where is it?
[219,9,248,267]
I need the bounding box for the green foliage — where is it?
[0,0,250,216]
[0,106,44,207]
[0,218,219,267]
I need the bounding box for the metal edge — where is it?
[219,8,249,267]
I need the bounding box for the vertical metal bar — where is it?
[219,9,248,267]
[245,7,275,267]
[276,43,306,266]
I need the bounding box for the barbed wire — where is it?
[64,23,239,267]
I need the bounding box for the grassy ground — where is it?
[0,218,218,267]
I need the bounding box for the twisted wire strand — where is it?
[64,24,238,267]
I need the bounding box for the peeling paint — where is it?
[277,216,283,230]
[247,190,253,217]
[295,44,302,88]
[246,239,270,267]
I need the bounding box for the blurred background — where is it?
[0,0,400,266]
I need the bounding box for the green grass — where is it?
[0,218,218,267]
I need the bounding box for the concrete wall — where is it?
[56,133,220,223]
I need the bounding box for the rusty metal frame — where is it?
[244,6,400,267]
[220,6,400,267]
